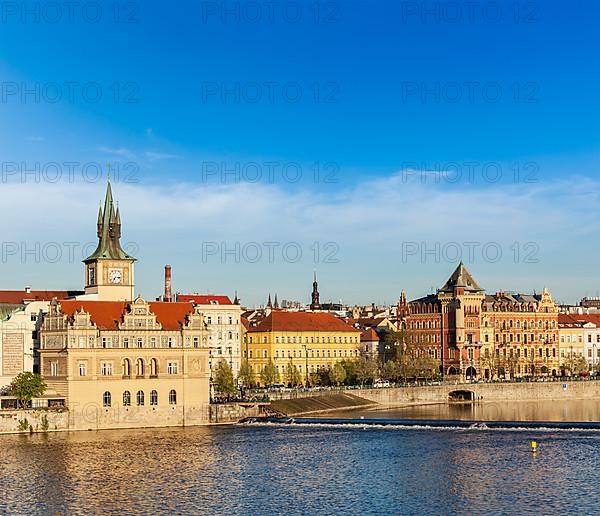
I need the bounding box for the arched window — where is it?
[136,390,145,406]
[150,390,158,406]
[122,358,131,377]
[169,389,177,405]
[150,358,158,377]
[123,391,131,406]
[136,358,145,377]
[103,391,111,407]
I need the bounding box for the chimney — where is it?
[164,265,172,302]
[25,286,31,294]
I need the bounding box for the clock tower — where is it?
[83,180,136,301]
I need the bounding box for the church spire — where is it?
[273,293,279,309]
[267,293,272,308]
[310,271,320,310]
[84,179,135,262]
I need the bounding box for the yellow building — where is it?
[38,181,211,429]
[244,311,361,386]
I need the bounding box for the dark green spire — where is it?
[84,180,135,262]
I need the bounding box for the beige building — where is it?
[177,294,243,378]
[1,289,83,390]
[37,181,211,429]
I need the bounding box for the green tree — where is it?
[10,372,46,408]
[356,357,379,386]
[213,360,236,394]
[284,359,302,387]
[237,360,255,389]
[381,360,399,382]
[309,372,321,386]
[329,362,347,386]
[260,359,279,386]
[340,359,358,385]
[562,355,588,375]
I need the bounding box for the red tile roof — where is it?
[249,311,360,333]
[360,328,380,342]
[0,290,83,305]
[177,294,233,305]
[59,301,126,329]
[558,313,600,328]
[241,316,250,330]
[58,300,194,330]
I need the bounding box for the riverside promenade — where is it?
[268,380,600,416]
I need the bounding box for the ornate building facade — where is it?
[405,263,560,380]
[38,182,211,429]
[177,294,242,379]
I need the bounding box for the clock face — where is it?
[109,269,122,284]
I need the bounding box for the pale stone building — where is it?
[177,294,242,379]
[0,289,83,390]
[37,181,211,429]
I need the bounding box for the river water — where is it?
[2,401,600,514]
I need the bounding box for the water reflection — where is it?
[1,423,600,514]
[328,399,600,422]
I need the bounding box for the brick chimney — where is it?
[164,264,172,302]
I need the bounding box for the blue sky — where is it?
[0,0,599,305]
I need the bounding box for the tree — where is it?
[284,359,302,387]
[237,360,255,389]
[562,355,588,376]
[213,360,235,394]
[356,357,378,386]
[329,362,347,386]
[10,372,46,408]
[340,359,358,385]
[309,372,321,386]
[260,359,279,386]
[381,360,399,382]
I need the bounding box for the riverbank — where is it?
[3,380,599,434]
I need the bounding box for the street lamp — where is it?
[302,344,310,387]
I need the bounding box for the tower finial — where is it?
[107,162,112,182]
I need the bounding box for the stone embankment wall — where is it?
[355,381,600,407]
[0,403,265,434]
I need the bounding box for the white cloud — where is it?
[0,172,598,304]
[145,151,181,161]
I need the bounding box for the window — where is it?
[123,337,129,348]
[168,362,178,374]
[101,337,112,349]
[137,337,143,348]
[207,316,212,324]
[50,361,59,376]
[78,336,86,348]
[150,390,158,406]
[169,389,177,405]
[123,391,131,406]
[150,358,158,377]
[122,358,131,377]
[168,337,173,348]
[101,362,113,376]
[150,337,157,348]
[79,363,86,376]
[136,390,145,406]
[136,358,145,376]
[103,391,111,407]
[193,337,199,348]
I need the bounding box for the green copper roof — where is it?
[84,181,135,262]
